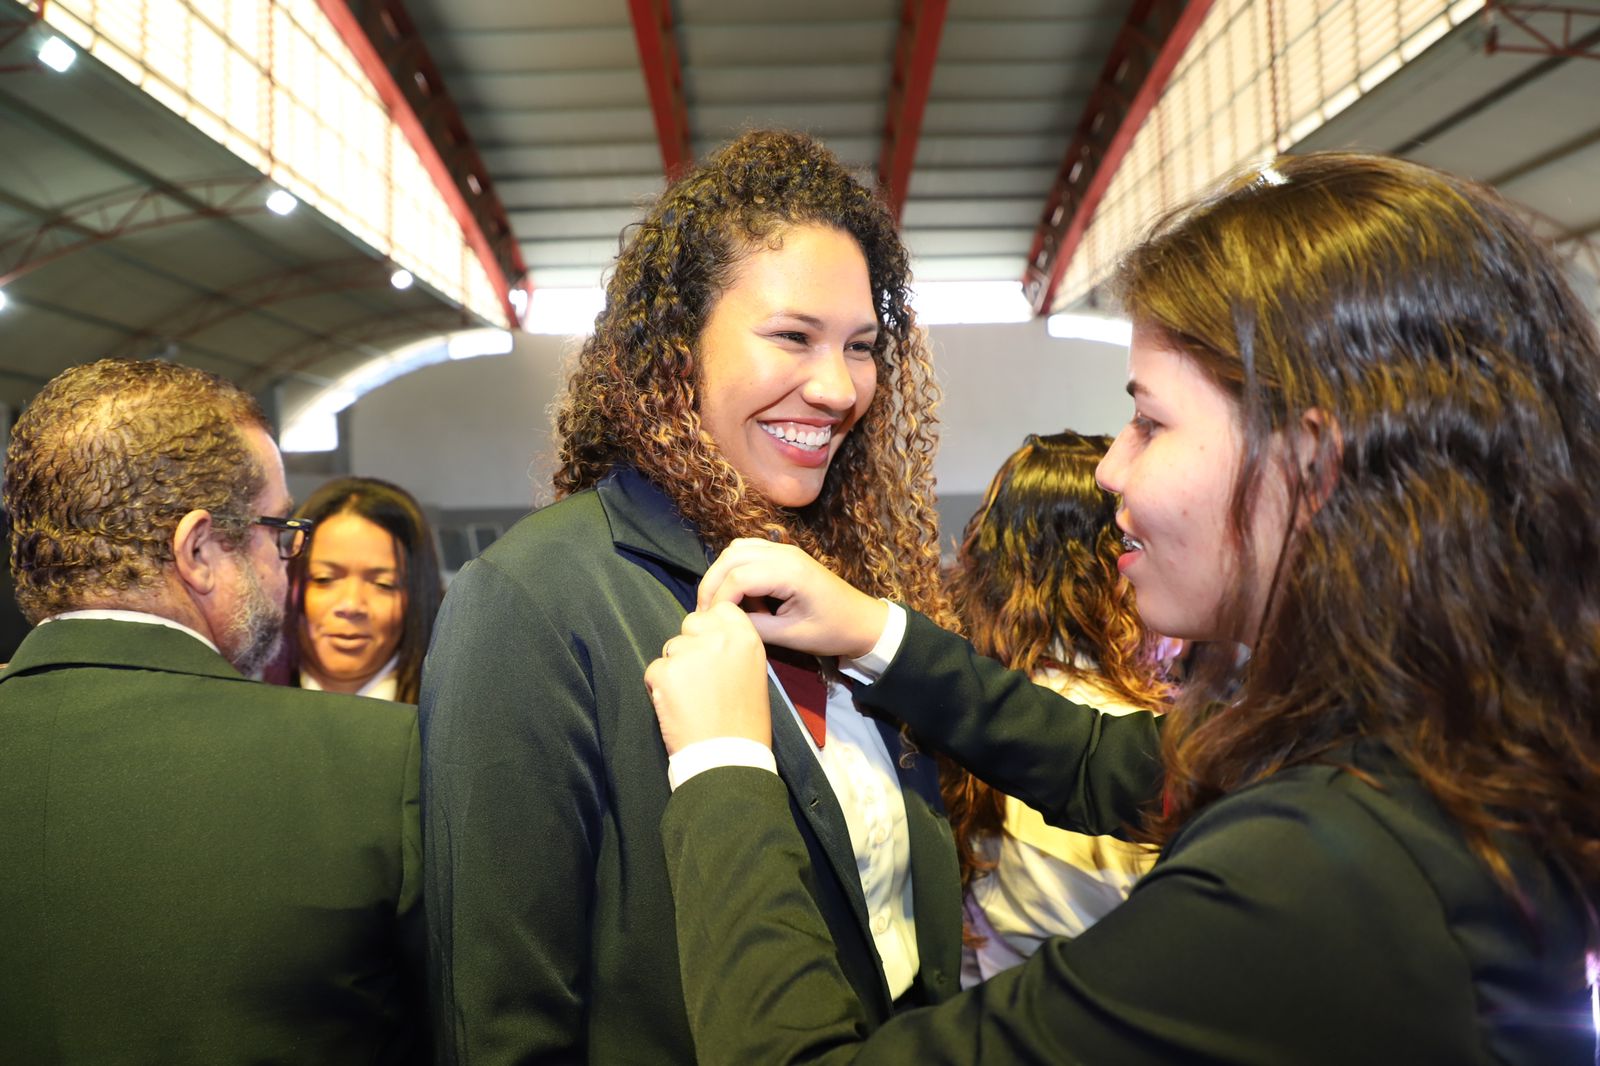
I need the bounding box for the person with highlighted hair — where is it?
[420,129,964,1065]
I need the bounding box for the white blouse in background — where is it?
[961,669,1160,987]
[299,654,402,702]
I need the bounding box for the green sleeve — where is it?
[663,767,1483,1065]
[420,555,602,1064]
[860,609,1164,837]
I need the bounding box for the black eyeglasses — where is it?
[249,516,316,559]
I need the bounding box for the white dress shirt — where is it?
[300,654,402,701]
[666,602,920,995]
[960,669,1159,986]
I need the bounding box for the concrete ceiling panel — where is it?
[901,227,1034,257]
[681,23,899,67]
[919,99,1074,136]
[926,61,1101,99]
[496,174,665,210]
[424,28,641,73]
[407,0,632,34]
[479,142,665,177]
[913,133,1065,167]
[448,70,653,111]
[507,206,643,242]
[681,0,899,18]
[686,64,886,103]
[520,237,631,269]
[901,197,1043,229]
[458,106,658,144]
[692,100,883,138]
[937,17,1126,63]
[909,165,1058,197]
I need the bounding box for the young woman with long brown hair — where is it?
[645,152,1600,1064]
[943,431,1170,982]
[419,130,962,1065]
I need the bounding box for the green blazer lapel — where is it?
[769,692,884,971]
[1,618,245,684]
[598,465,892,1004]
[598,467,710,578]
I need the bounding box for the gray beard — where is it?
[223,559,285,679]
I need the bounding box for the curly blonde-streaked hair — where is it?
[553,129,949,617]
[6,358,269,623]
[942,431,1171,885]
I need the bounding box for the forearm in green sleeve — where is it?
[860,609,1163,837]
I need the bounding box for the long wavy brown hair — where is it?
[553,129,949,616]
[1121,153,1600,926]
[942,431,1171,885]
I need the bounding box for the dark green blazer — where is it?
[420,468,962,1065]
[661,610,1594,1065]
[0,618,427,1065]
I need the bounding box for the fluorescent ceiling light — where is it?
[523,288,605,335]
[447,328,514,360]
[0,290,9,312]
[265,189,298,216]
[910,281,1033,325]
[280,412,339,453]
[1046,313,1132,347]
[38,36,75,73]
[390,268,414,290]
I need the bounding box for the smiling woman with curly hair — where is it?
[419,130,962,1065]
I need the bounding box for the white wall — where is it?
[342,319,1134,510]
[348,331,573,510]
[926,318,1131,496]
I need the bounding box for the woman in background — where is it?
[287,476,443,703]
[943,430,1169,984]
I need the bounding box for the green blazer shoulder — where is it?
[0,617,427,1066]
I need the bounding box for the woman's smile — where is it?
[696,224,879,508]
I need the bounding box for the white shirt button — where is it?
[872,912,890,935]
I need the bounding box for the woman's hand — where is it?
[698,539,888,660]
[645,601,772,756]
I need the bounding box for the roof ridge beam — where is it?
[877,0,949,224]
[628,0,693,182]
[1022,0,1213,316]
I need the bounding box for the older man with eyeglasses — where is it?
[0,359,427,1065]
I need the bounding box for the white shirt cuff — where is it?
[667,737,778,790]
[838,600,906,684]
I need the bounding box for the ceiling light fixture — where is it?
[390,268,414,290]
[447,328,514,360]
[264,189,298,216]
[38,36,76,73]
[909,281,1033,325]
[0,289,9,312]
[522,287,606,335]
[1046,313,1133,347]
